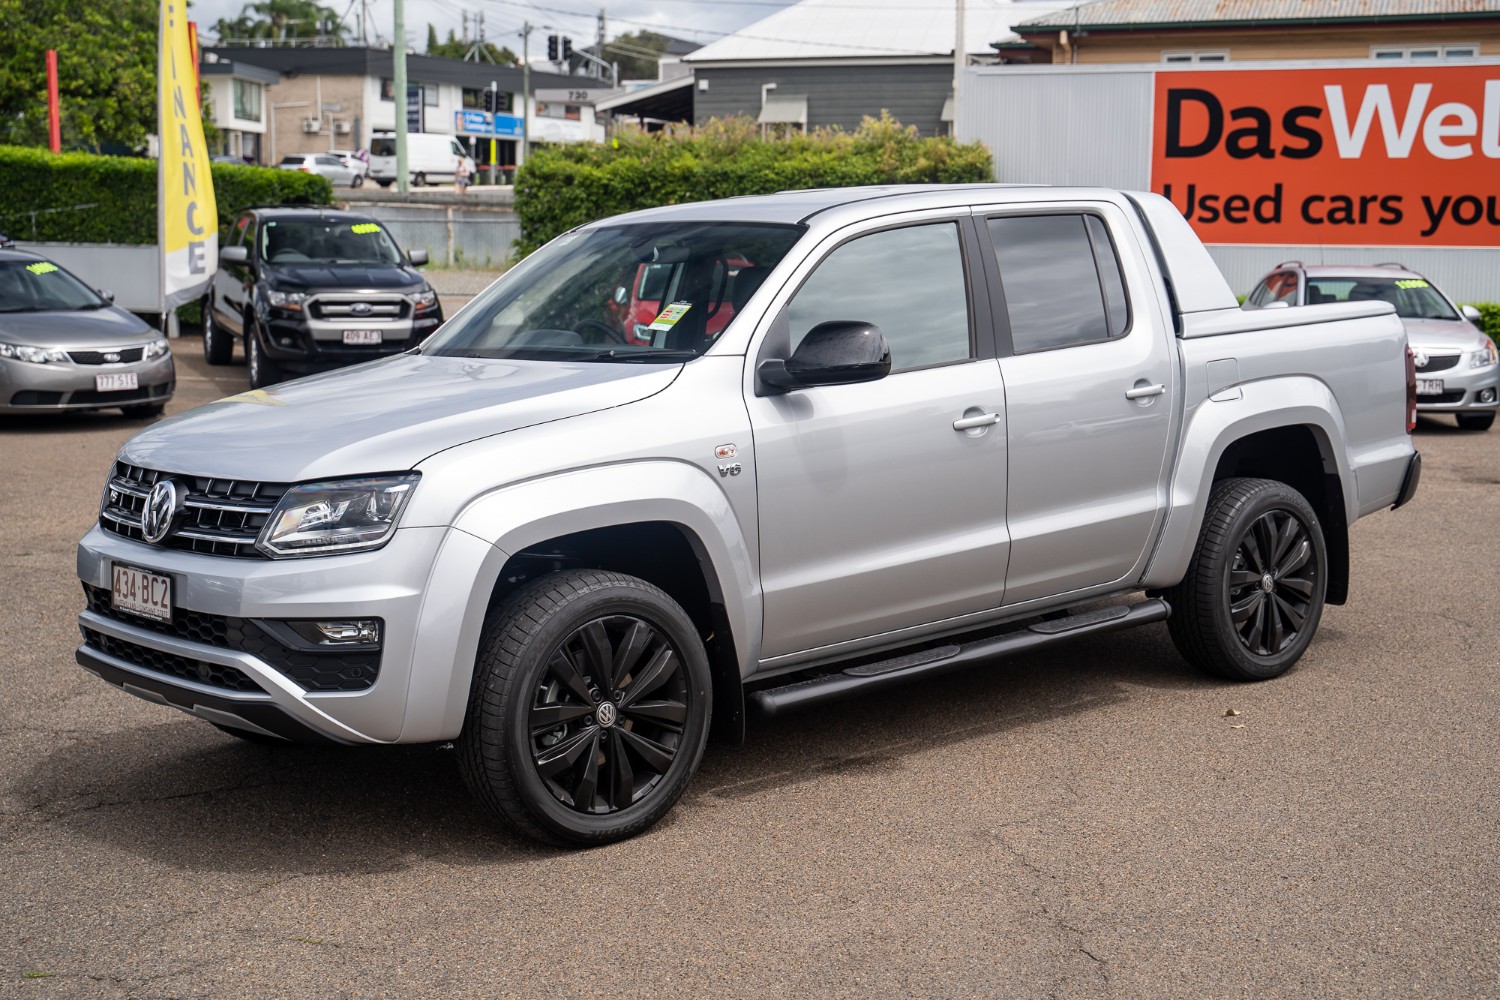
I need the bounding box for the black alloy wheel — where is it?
[1166,477,1328,681]
[1225,508,1318,657]
[459,570,712,846]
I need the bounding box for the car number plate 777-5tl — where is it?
[112,564,172,622]
[343,330,382,345]
[96,372,139,392]
[1416,379,1445,396]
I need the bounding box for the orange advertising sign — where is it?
[1151,66,1500,247]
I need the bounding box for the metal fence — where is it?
[352,202,520,270]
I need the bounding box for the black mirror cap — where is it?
[219,245,249,266]
[407,248,429,267]
[786,320,891,386]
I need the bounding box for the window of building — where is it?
[1162,50,1229,63]
[232,79,262,122]
[535,102,582,120]
[986,214,1131,354]
[1371,44,1478,61]
[788,222,972,372]
[380,78,394,101]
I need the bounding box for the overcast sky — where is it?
[196,0,799,55]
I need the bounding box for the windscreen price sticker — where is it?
[648,301,692,332]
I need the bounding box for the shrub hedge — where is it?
[1462,302,1500,345]
[0,144,332,244]
[513,113,994,255]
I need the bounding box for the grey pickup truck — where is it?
[77,185,1420,846]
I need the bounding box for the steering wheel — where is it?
[573,318,627,344]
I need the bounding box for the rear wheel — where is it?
[1456,411,1494,431]
[413,171,427,187]
[246,320,282,389]
[202,296,232,365]
[351,173,364,189]
[1165,477,1328,681]
[458,570,712,846]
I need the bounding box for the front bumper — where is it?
[261,310,442,374]
[1,354,175,413]
[75,522,495,743]
[1414,362,1499,414]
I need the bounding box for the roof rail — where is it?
[1375,261,1407,269]
[1276,260,1303,268]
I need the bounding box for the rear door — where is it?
[215,214,254,335]
[747,213,1011,660]
[976,201,1177,607]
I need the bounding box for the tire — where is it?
[246,320,282,389]
[1165,477,1328,681]
[413,171,427,187]
[1456,411,1495,431]
[351,173,364,189]
[458,570,712,847]
[202,296,232,365]
[121,402,165,419]
[376,179,392,189]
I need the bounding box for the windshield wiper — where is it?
[576,349,701,363]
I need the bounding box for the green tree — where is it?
[214,0,347,45]
[0,0,160,151]
[425,24,516,65]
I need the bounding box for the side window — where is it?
[788,222,971,372]
[451,141,467,157]
[986,213,1130,354]
[242,217,258,256]
[1263,270,1300,304]
[317,155,341,167]
[230,216,250,248]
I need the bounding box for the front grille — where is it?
[99,461,289,558]
[81,627,264,693]
[83,585,381,692]
[69,347,146,365]
[1415,354,1461,374]
[309,296,410,321]
[1418,390,1466,405]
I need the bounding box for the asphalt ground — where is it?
[2,342,1497,999]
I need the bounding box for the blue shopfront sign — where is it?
[493,113,524,137]
[454,110,525,137]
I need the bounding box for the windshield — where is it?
[0,259,105,312]
[423,221,805,361]
[260,218,404,265]
[370,138,395,157]
[1306,276,1459,321]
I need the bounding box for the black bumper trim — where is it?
[76,645,350,745]
[1393,451,1421,510]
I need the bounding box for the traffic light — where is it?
[547,34,558,61]
[561,36,573,61]
[482,90,495,113]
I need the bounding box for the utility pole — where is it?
[596,9,606,81]
[521,21,532,167]
[953,0,964,137]
[394,0,407,192]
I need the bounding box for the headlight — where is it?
[1470,340,1498,369]
[415,288,437,310]
[0,342,70,364]
[267,289,306,310]
[256,473,420,558]
[142,337,169,360]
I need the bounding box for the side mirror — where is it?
[220,246,249,266]
[407,248,429,267]
[96,288,115,303]
[1461,304,1482,323]
[759,320,891,391]
[613,285,628,305]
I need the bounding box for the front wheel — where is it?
[1456,411,1494,431]
[412,171,427,187]
[246,321,282,389]
[351,173,364,189]
[202,296,232,365]
[458,570,712,846]
[1165,477,1328,681]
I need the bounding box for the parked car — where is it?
[76,186,1418,847]
[0,249,173,416]
[368,132,474,187]
[1245,262,1498,431]
[278,152,361,188]
[331,150,369,183]
[204,207,441,386]
[212,154,253,165]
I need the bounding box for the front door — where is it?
[747,218,1011,661]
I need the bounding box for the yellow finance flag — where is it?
[157,2,217,312]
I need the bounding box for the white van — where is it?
[368,132,476,187]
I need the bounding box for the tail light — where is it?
[1404,343,1417,433]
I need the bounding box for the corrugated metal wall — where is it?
[696,64,954,134]
[957,64,1500,303]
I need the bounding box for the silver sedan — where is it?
[278,152,362,187]
[0,250,175,417]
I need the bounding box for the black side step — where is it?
[748,599,1170,718]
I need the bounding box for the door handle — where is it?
[1125,383,1166,400]
[952,412,1001,431]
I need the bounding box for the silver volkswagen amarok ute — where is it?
[76,186,1421,846]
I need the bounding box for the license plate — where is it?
[111,564,172,623]
[96,372,139,392]
[343,330,383,345]
[1417,379,1445,396]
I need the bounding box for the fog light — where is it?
[285,619,382,645]
[1479,388,1497,404]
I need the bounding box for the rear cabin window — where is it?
[986,214,1131,353]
